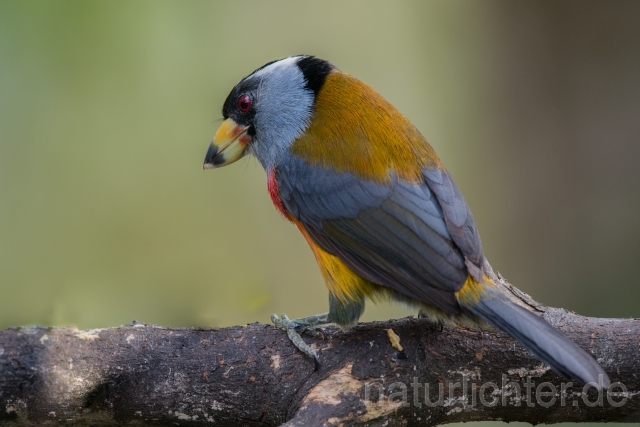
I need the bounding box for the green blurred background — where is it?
[4,0,640,329]
[1,1,638,425]
[1,0,639,376]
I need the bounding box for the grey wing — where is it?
[278,157,483,314]
[423,167,485,280]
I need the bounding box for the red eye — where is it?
[237,95,252,113]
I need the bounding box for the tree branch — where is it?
[0,275,638,426]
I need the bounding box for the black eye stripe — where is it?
[222,77,260,119]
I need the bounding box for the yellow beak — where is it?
[203,118,251,169]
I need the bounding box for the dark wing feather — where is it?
[278,156,483,314]
[423,168,484,279]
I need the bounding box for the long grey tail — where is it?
[461,288,610,388]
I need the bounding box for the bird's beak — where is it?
[203,118,251,169]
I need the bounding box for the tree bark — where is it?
[0,274,638,426]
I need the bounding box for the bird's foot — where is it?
[271,312,330,369]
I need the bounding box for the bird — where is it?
[203,55,609,388]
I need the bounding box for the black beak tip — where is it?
[203,144,218,167]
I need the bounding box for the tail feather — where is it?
[462,289,610,388]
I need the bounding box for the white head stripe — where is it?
[252,56,304,79]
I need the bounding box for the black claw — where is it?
[313,355,321,371]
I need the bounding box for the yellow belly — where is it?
[293,218,486,328]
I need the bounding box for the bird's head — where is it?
[203,55,333,171]
[204,56,439,182]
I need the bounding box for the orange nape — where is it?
[291,70,443,184]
